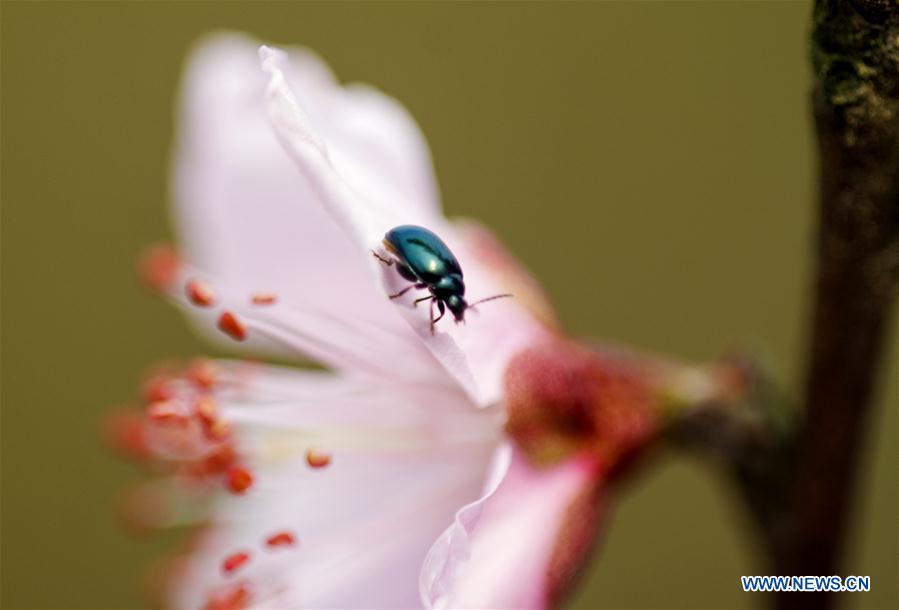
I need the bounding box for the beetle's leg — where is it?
[413,293,433,308]
[373,253,424,293]
[371,250,394,266]
[389,283,427,300]
[389,285,414,300]
[430,300,446,335]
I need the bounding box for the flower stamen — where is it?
[305,448,332,469]
[226,465,254,494]
[186,279,217,307]
[142,375,174,403]
[205,419,232,442]
[147,401,189,425]
[204,584,250,610]
[217,311,247,342]
[137,243,180,293]
[265,531,297,548]
[251,292,277,305]
[188,359,218,389]
[195,396,218,425]
[221,551,251,576]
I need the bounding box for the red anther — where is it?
[186,279,216,307]
[142,375,174,403]
[195,396,218,425]
[205,419,232,441]
[251,292,277,305]
[137,243,180,293]
[188,359,218,389]
[204,585,250,610]
[221,551,250,575]
[305,448,331,469]
[146,401,188,425]
[203,445,237,474]
[265,531,296,548]
[217,311,246,342]
[102,410,148,459]
[226,465,254,494]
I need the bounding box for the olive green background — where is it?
[2,1,896,609]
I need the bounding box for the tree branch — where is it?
[619,4,896,608]
[777,1,898,607]
[666,3,897,606]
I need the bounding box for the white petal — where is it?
[168,366,501,610]
[172,33,439,372]
[259,44,431,246]
[167,262,448,384]
[260,44,549,406]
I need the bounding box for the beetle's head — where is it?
[446,294,468,322]
[434,274,466,321]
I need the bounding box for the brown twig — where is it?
[572,2,897,605]
[668,3,897,608]
[776,1,899,608]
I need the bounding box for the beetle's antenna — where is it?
[467,293,514,314]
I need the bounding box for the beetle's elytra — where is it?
[372,224,511,333]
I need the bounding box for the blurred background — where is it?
[2,2,896,609]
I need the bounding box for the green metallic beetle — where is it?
[372,224,510,333]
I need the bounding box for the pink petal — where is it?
[172,33,438,373]
[260,44,550,406]
[259,44,433,246]
[420,444,603,610]
[166,260,448,384]
[165,364,501,610]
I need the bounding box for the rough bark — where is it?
[778,1,898,607]
[670,3,897,608]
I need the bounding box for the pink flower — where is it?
[116,33,658,610]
